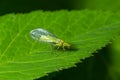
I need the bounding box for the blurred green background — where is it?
[1,0,120,15]
[0,0,120,80]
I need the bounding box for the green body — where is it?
[40,35,71,50]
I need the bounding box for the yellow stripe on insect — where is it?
[30,28,71,50]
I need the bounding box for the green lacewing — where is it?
[30,28,71,50]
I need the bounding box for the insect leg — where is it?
[57,46,60,50]
[49,44,54,54]
[62,45,65,50]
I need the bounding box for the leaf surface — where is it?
[0,10,120,80]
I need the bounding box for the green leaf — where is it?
[0,10,120,80]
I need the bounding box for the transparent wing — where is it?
[30,28,58,43]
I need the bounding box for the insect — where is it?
[30,28,71,50]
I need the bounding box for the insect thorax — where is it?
[56,39,71,48]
